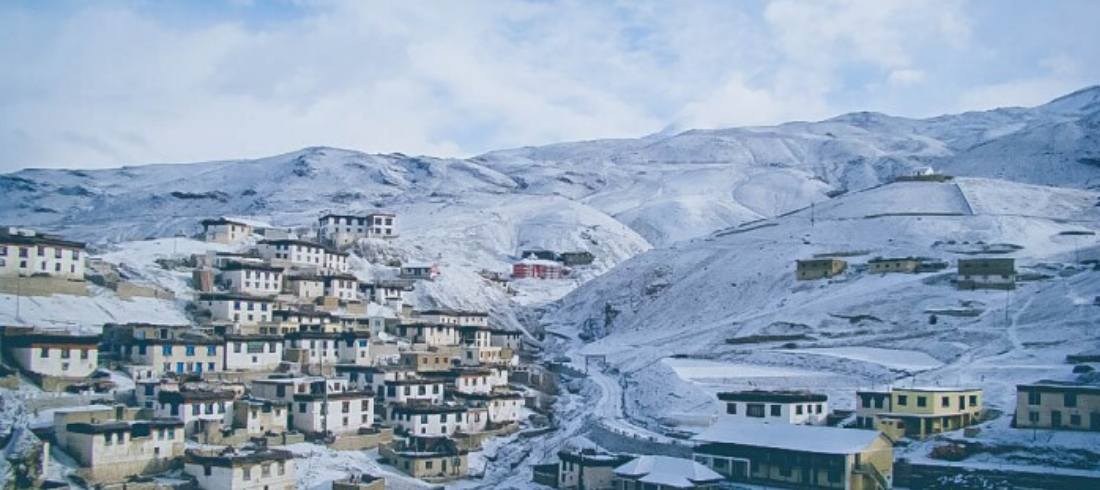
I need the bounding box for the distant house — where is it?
[868,257,921,274]
[285,274,324,300]
[554,449,632,490]
[223,334,284,372]
[387,402,467,437]
[717,390,828,426]
[155,389,236,437]
[333,474,386,490]
[0,227,85,280]
[184,448,295,490]
[257,239,348,273]
[400,263,439,281]
[957,258,1016,290]
[415,309,489,327]
[613,455,724,490]
[1015,380,1100,431]
[559,251,595,267]
[520,249,558,261]
[693,422,893,490]
[360,279,415,307]
[291,389,374,435]
[218,262,284,296]
[318,213,398,248]
[381,436,468,482]
[795,258,847,281]
[201,217,253,244]
[389,323,460,347]
[856,386,983,440]
[513,257,566,280]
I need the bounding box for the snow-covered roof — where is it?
[613,455,723,488]
[692,421,884,455]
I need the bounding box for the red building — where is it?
[512,258,565,279]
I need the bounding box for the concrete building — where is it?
[380,378,447,405]
[197,293,275,326]
[201,218,254,244]
[868,257,921,274]
[416,310,490,327]
[184,448,295,490]
[284,332,342,366]
[400,263,439,281]
[381,436,468,482]
[512,257,565,279]
[401,350,457,373]
[53,405,185,484]
[859,386,983,440]
[387,402,467,437]
[285,275,324,301]
[796,258,847,281]
[555,449,632,490]
[322,274,359,301]
[693,422,893,490]
[332,474,386,490]
[459,325,493,347]
[223,334,283,372]
[490,328,523,350]
[612,455,723,490]
[360,279,414,308]
[1,328,99,382]
[218,262,284,296]
[452,390,524,424]
[957,258,1016,290]
[1015,380,1100,431]
[318,213,398,247]
[389,323,460,346]
[717,390,828,426]
[0,227,85,280]
[128,335,224,375]
[231,399,289,437]
[292,390,375,435]
[155,389,236,437]
[257,239,348,273]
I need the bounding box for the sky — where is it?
[2,0,1099,172]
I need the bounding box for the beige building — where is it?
[201,218,254,244]
[184,448,296,490]
[0,227,85,280]
[2,328,99,383]
[860,386,983,440]
[1015,380,1100,431]
[231,399,289,437]
[401,350,457,373]
[389,323,460,346]
[868,257,921,274]
[796,258,847,281]
[53,406,184,484]
[693,422,893,490]
[382,436,468,482]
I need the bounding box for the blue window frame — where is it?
[185,345,196,356]
[162,345,173,355]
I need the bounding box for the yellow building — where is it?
[868,387,982,440]
[796,259,847,281]
[1015,380,1100,431]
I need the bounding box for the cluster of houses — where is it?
[535,378,1100,489]
[796,255,1016,290]
[0,216,552,489]
[510,249,593,280]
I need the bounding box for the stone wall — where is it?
[0,276,88,297]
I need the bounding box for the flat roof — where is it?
[693,421,884,455]
[1018,380,1100,395]
[198,292,275,303]
[717,390,827,403]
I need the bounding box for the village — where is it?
[1,196,1096,490]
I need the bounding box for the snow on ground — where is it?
[775,346,944,371]
[0,287,188,329]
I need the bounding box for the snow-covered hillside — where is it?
[539,176,1100,469]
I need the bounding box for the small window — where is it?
[243,466,251,481]
[1065,393,1078,408]
[726,403,737,415]
[39,348,49,358]
[770,404,781,417]
[898,395,908,406]
[941,396,950,407]
[1027,391,1040,405]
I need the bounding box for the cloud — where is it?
[0,0,1097,171]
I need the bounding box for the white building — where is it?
[399,263,438,281]
[230,399,289,437]
[322,274,358,301]
[126,337,224,376]
[318,213,398,248]
[717,390,828,426]
[380,378,447,405]
[389,323,460,347]
[218,262,284,296]
[201,218,254,244]
[459,326,492,348]
[284,332,342,366]
[257,239,344,271]
[453,390,524,424]
[489,328,523,350]
[155,390,236,437]
[224,335,284,372]
[197,293,275,326]
[387,403,467,437]
[251,375,329,404]
[56,416,184,483]
[416,309,488,327]
[360,280,414,308]
[439,369,493,395]
[2,329,99,380]
[958,258,1016,290]
[184,448,295,490]
[336,332,373,365]
[0,227,85,280]
[291,390,375,435]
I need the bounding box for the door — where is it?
[1051,410,1062,428]
[1090,412,1100,431]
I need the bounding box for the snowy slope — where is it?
[540,177,1100,466]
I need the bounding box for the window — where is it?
[208,362,215,371]
[39,348,48,358]
[796,405,804,415]
[0,246,5,256]
[917,396,927,407]
[299,403,307,413]
[37,246,44,256]
[941,396,950,407]
[1065,393,1078,407]
[204,465,212,476]
[278,462,285,475]
[261,464,271,478]
[861,397,871,408]
[969,395,978,405]
[104,433,113,446]
[80,349,88,360]
[234,342,242,353]
[19,248,28,258]
[185,345,196,356]
[770,404,781,417]
[55,249,62,259]
[726,403,737,415]
[746,404,765,418]
[897,395,908,406]
[243,466,252,481]
[816,404,823,414]
[1027,391,1040,405]
[1071,414,1082,426]
[163,345,173,355]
